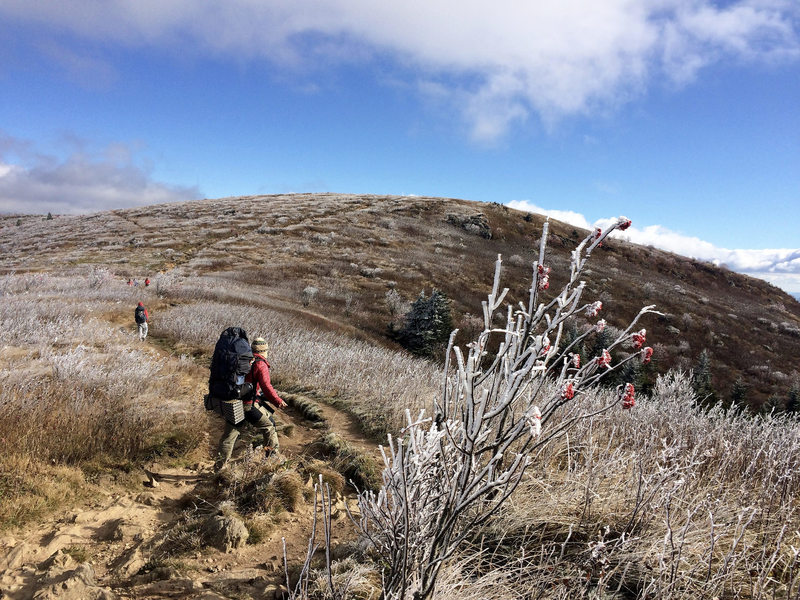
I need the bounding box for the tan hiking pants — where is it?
[215,403,279,469]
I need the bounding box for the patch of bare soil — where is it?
[0,321,379,600]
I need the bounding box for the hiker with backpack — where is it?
[134,302,148,340]
[207,328,286,471]
[246,336,286,446]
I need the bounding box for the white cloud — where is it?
[0,137,200,215]
[509,200,800,294]
[1,1,797,140]
[507,200,593,230]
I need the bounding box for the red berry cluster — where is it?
[622,383,635,409]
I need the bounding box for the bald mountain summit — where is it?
[3,193,798,411]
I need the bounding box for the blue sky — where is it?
[0,1,798,293]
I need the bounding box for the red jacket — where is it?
[246,354,285,409]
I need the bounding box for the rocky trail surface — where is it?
[0,316,381,600]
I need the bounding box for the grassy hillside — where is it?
[1,194,800,598]
[2,193,798,409]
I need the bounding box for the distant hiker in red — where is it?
[144,278,150,287]
[127,279,132,286]
[134,302,149,340]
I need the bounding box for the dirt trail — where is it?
[0,311,383,600]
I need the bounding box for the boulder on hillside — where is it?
[111,544,146,578]
[446,213,492,239]
[0,539,30,571]
[33,551,117,600]
[202,515,249,553]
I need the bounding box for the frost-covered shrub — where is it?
[301,285,318,307]
[780,321,800,338]
[155,270,181,297]
[384,289,407,321]
[475,369,800,598]
[356,217,656,599]
[360,267,383,278]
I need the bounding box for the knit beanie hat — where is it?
[251,337,268,354]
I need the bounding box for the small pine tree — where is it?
[617,358,641,392]
[430,289,453,340]
[589,325,613,360]
[763,394,784,415]
[559,319,585,362]
[786,382,800,415]
[692,349,717,406]
[396,289,453,358]
[728,377,748,411]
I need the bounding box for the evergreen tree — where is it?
[787,382,800,415]
[396,289,453,358]
[763,394,784,415]
[559,319,585,364]
[692,349,717,406]
[588,326,623,385]
[589,326,613,361]
[728,377,749,411]
[617,358,641,391]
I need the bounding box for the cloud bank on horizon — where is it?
[0,134,199,214]
[507,200,800,295]
[1,0,798,141]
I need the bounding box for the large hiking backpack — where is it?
[134,305,146,324]
[208,326,255,401]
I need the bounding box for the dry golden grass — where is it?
[317,432,381,492]
[454,374,800,598]
[0,273,207,529]
[270,471,306,513]
[303,459,346,496]
[0,455,88,529]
